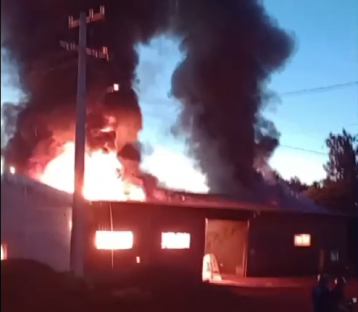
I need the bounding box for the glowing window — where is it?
[161,232,191,249]
[1,244,7,260]
[95,231,133,250]
[294,234,311,247]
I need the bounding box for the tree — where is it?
[323,129,358,214]
[305,130,357,272]
[305,179,349,211]
[287,176,309,193]
[324,129,358,183]
[305,130,357,214]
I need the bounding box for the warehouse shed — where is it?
[1,172,351,283]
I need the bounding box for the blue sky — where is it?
[1,0,357,185]
[263,0,358,183]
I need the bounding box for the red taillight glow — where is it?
[161,232,191,249]
[95,231,133,250]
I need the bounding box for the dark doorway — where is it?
[205,219,248,277]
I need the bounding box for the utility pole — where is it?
[62,6,107,277]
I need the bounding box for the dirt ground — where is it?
[2,260,357,312]
[233,286,314,311]
[230,279,357,312]
[3,280,356,312]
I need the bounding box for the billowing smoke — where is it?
[1,0,293,194]
[170,1,293,193]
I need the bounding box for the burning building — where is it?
[0,0,353,281]
[1,171,351,281]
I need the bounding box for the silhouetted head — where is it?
[317,273,330,287]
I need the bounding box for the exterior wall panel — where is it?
[1,181,72,271]
[84,202,206,283]
[2,177,350,281]
[246,213,349,277]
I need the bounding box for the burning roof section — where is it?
[1,172,341,216]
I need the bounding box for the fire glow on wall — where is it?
[1,244,7,260]
[93,230,191,250]
[95,231,134,250]
[161,232,191,249]
[294,234,311,247]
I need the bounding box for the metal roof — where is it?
[152,190,340,216]
[1,173,72,206]
[1,172,345,216]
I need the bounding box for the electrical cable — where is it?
[279,144,327,156]
[280,81,358,97]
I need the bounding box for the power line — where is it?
[345,123,358,129]
[280,144,328,156]
[28,59,78,77]
[279,124,358,156]
[280,81,358,97]
[23,57,358,98]
[280,121,357,138]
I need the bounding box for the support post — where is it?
[70,12,87,277]
[63,7,106,277]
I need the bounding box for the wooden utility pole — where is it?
[62,7,107,277]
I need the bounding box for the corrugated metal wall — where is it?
[1,180,72,271]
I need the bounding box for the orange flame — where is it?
[36,138,209,201]
[39,142,146,201]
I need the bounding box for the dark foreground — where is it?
[1,260,357,312]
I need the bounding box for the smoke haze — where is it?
[1,0,294,194]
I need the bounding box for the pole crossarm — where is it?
[60,41,109,60]
[60,6,109,61]
[68,6,105,28]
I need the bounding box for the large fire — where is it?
[38,142,146,201]
[34,141,208,201]
[1,37,211,202]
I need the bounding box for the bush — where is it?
[1,259,91,312]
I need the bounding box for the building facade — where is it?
[1,174,352,282]
[246,212,349,277]
[84,201,206,283]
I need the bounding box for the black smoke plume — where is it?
[1,0,293,193]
